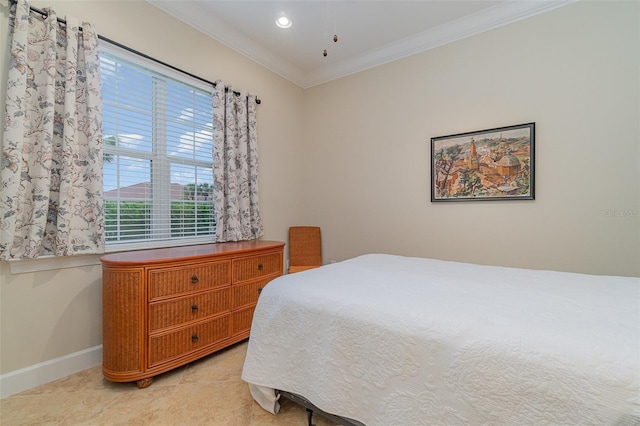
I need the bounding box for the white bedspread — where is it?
[241,254,640,425]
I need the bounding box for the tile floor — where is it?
[0,341,338,425]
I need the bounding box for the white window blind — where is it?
[100,43,215,251]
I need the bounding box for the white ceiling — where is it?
[147,0,575,88]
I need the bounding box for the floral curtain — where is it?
[0,0,104,260]
[212,81,263,242]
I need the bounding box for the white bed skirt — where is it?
[248,383,280,415]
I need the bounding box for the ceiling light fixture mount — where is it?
[276,16,292,29]
[322,1,339,57]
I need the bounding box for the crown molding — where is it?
[147,0,576,89]
[305,0,577,87]
[147,0,308,87]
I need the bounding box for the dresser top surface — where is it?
[100,240,284,266]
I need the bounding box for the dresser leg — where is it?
[136,377,154,389]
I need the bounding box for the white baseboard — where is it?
[0,345,102,399]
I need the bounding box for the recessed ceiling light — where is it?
[276,16,292,29]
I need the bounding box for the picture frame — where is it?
[431,122,535,202]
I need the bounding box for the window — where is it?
[100,44,215,251]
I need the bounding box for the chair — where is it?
[288,226,322,273]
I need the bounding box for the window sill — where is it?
[7,254,103,275]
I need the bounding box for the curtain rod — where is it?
[10,0,262,104]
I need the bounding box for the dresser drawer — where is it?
[149,288,231,333]
[231,305,256,336]
[232,277,273,309]
[148,316,230,367]
[233,252,281,283]
[148,261,230,300]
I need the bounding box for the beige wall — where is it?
[302,0,640,278]
[0,0,304,374]
[1,0,638,378]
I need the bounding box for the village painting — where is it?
[431,123,535,201]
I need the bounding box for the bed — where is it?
[241,254,640,425]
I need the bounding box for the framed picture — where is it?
[431,122,535,202]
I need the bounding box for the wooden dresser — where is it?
[100,240,284,388]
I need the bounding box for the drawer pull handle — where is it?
[191,304,198,313]
[191,274,199,284]
[258,263,263,271]
[191,333,199,343]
